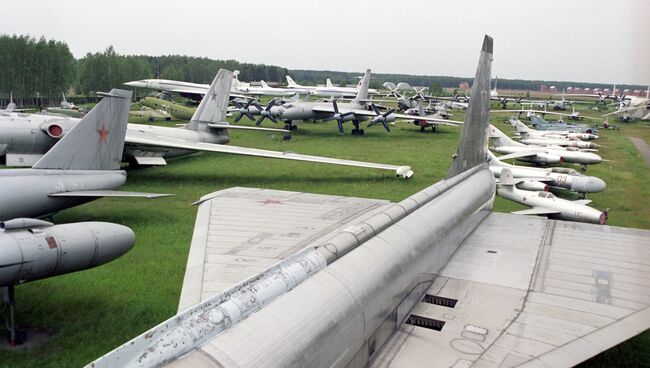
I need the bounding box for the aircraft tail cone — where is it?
[600,209,609,225]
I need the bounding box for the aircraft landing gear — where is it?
[3,286,26,346]
[283,121,296,131]
[351,120,365,135]
[580,165,588,172]
[420,125,426,132]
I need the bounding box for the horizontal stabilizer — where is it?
[49,190,171,199]
[512,207,560,216]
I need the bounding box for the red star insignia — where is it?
[97,124,109,144]
[258,199,283,205]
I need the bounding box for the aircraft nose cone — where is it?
[589,153,603,164]
[589,177,607,192]
[89,222,136,265]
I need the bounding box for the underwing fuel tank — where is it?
[0,220,135,286]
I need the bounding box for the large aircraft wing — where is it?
[125,129,414,178]
[93,190,649,367]
[372,213,650,367]
[49,190,171,198]
[177,187,393,310]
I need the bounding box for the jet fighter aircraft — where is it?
[489,124,602,168]
[488,151,606,196]
[498,168,607,224]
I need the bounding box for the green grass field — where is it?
[1,103,648,367]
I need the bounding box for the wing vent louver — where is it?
[422,294,458,308]
[405,315,445,331]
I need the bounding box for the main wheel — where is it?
[359,129,365,135]
[290,125,298,131]
[420,125,426,132]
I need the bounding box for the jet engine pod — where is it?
[0,222,135,286]
[515,180,548,192]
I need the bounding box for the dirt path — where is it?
[629,136,650,166]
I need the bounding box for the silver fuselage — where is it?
[489,163,606,194]
[0,113,229,166]
[273,101,369,122]
[498,186,606,224]
[0,169,126,220]
[493,145,602,165]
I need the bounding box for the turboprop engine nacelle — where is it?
[0,220,135,286]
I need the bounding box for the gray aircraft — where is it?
[87,35,650,368]
[509,118,598,140]
[264,69,460,134]
[0,70,415,178]
[489,124,602,169]
[488,151,606,196]
[510,119,600,149]
[0,89,168,221]
[1,218,135,345]
[498,168,607,224]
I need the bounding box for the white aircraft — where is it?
[232,79,297,97]
[309,75,378,98]
[510,120,600,149]
[489,124,602,168]
[124,70,286,100]
[509,118,598,140]
[602,88,650,121]
[488,151,606,196]
[498,168,608,224]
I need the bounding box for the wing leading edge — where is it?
[126,130,414,178]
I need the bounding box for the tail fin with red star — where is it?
[33,89,132,170]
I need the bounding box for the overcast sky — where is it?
[3,0,649,85]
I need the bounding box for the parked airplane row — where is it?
[83,36,650,368]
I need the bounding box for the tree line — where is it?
[1,34,644,105]
[287,69,645,94]
[0,34,288,101]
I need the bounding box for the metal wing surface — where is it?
[372,213,650,368]
[177,187,392,311]
[49,190,171,198]
[125,129,414,177]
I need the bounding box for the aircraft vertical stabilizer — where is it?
[286,75,299,88]
[353,69,371,103]
[32,89,132,170]
[447,35,493,178]
[186,69,232,132]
